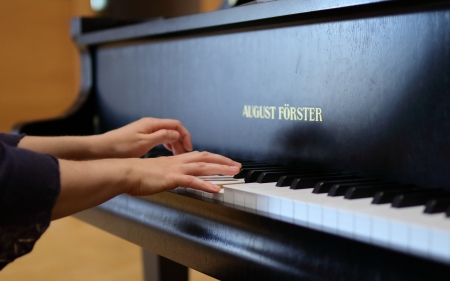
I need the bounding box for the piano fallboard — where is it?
[91,1,450,190]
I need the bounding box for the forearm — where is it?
[18,135,105,160]
[52,159,133,220]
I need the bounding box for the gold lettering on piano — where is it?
[242,105,276,119]
[243,104,323,122]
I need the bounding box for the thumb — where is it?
[145,129,181,147]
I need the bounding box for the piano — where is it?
[16,0,450,280]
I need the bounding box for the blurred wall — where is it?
[0,0,81,132]
[0,0,221,133]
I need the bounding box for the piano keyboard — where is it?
[177,162,450,265]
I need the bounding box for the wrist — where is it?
[114,158,138,194]
[85,134,110,159]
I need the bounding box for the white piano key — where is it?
[290,191,342,232]
[226,183,287,212]
[186,188,196,194]
[293,200,308,226]
[431,229,450,261]
[427,215,450,262]
[280,197,294,221]
[224,179,450,264]
[224,187,234,204]
[307,203,322,230]
[234,189,246,207]
[409,225,429,256]
[268,196,281,215]
[204,177,245,187]
[239,183,277,210]
[203,189,224,202]
[371,216,390,247]
[354,213,370,241]
[389,221,408,251]
[337,209,353,237]
[251,185,299,217]
[245,192,257,209]
[223,182,261,206]
[322,206,337,234]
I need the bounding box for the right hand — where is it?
[126,151,241,196]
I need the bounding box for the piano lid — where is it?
[72,0,411,45]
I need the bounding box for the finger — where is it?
[170,140,186,155]
[145,129,180,148]
[174,175,221,193]
[178,151,241,167]
[181,162,240,176]
[164,143,173,152]
[145,119,193,152]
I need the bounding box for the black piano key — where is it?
[256,170,325,183]
[446,206,450,218]
[392,190,448,208]
[245,168,313,183]
[372,189,419,204]
[328,181,395,197]
[234,166,285,179]
[344,184,416,200]
[241,162,281,167]
[311,178,380,193]
[276,173,345,187]
[281,174,359,188]
[424,198,450,214]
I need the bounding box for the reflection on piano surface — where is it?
[18,0,450,280]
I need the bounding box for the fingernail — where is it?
[230,166,240,171]
[210,184,221,192]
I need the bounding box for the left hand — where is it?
[99,118,193,158]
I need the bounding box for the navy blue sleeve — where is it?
[0,139,60,270]
[0,133,25,147]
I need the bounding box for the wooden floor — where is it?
[1,217,217,281]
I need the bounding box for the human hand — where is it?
[99,118,193,158]
[126,151,242,196]
[55,151,240,219]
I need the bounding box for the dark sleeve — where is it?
[0,133,25,147]
[0,142,60,270]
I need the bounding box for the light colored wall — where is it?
[0,0,222,133]
[0,0,85,132]
[200,0,223,12]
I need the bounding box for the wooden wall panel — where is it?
[0,0,80,132]
[199,0,223,12]
[0,0,220,133]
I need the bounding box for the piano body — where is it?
[17,0,450,280]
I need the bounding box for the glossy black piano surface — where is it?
[18,0,450,280]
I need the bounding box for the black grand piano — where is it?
[17,0,450,280]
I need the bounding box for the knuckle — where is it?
[196,162,207,169]
[160,129,170,138]
[200,151,210,158]
[184,175,196,186]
